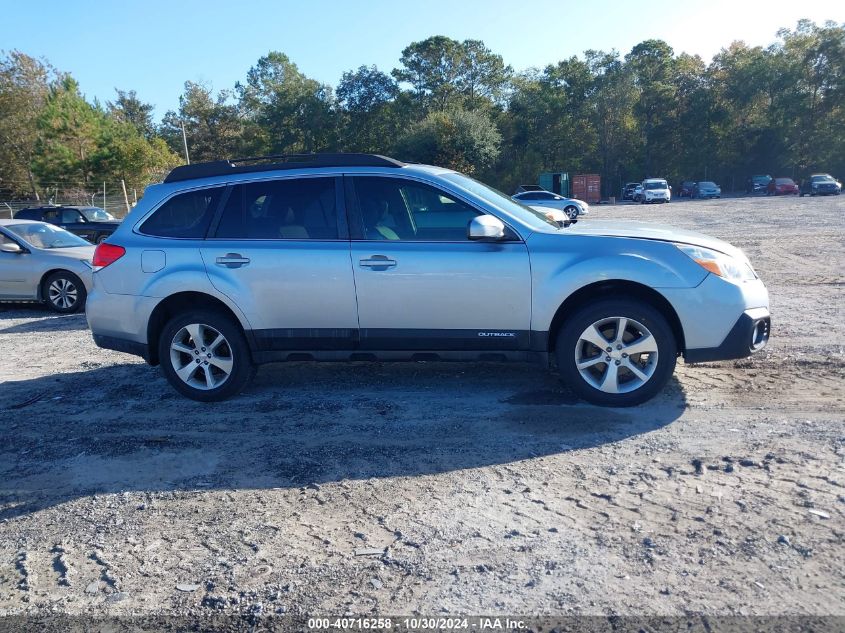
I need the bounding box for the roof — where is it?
[164,153,406,184]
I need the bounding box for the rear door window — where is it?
[141,187,224,238]
[61,209,82,223]
[214,177,338,240]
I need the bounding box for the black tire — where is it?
[158,310,254,402]
[96,234,109,244]
[43,271,87,313]
[564,205,579,220]
[555,298,677,407]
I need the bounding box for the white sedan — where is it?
[512,190,590,219]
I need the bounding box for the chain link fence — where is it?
[0,181,146,219]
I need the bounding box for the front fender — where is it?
[528,233,708,331]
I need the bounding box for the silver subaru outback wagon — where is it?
[86,154,770,406]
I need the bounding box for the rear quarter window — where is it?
[140,187,224,238]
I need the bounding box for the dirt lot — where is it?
[0,194,843,622]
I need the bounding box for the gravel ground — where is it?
[0,194,843,622]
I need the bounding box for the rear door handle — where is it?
[359,255,397,270]
[216,253,250,268]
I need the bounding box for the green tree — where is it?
[393,36,511,112]
[160,81,244,162]
[237,52,335,155]
[33,75,108,187]
[395,107,501,174]
[625,40,678,176]
[336,65,401,152]
[108,89,156,139]
[0,51,54,198]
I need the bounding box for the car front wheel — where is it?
[43,271,87,313]
[158,310,254,402]
[556,299,677,406]
[564,205,579,220]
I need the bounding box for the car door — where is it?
[525,191,559,209]
[0,229,36,299]
[347,175,532,351]
[59,208,98,242]
[201,175,359,351]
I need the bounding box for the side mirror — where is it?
[468,215,505,240]
[1,242,22,253]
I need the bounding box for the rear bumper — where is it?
[684,308,771,363]
[92,333,151,362]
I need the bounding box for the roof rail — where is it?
[163,153,405,183]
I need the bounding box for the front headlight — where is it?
[674,243,756,283]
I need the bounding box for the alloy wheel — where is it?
[48,278,78,310]
[574,316,658,394]
[169,323,234,390]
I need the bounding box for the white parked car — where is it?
[511,191,589,220]
[640,179,671,204]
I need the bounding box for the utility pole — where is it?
[181,121,190,164]
[121,179,130,214]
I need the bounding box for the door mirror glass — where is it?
[468,215,505,240]
[0,241,22,253]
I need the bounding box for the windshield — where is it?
[644,181,667,190]
[698,181,717,188]
[811,175,834,182]
[81,207,116,221]
[441,172,560,229]
[776,178,794,185]
[5,223,91,249]
[753,176,771,183]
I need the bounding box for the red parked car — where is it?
[767,177,799,196]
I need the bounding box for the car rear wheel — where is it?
[556,299,677,406]
[158,310,254,402]
[43,271,86,313]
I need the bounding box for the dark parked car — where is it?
[767,178,799,196]
[746,175,772,194]
[801,173,841,196]
[14,206,120,244]
[692,181,721,199]
[678,181,696,198]
[621,182,640,200]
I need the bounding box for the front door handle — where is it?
[216,253,250,268]
[359,255,397,270]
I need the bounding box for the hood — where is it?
[566,219,744,258]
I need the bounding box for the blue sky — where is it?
[2,0,842,118]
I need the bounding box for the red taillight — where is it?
[92,243,126,268]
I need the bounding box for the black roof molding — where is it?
[163,153,405,183]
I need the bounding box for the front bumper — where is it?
[684,308,770,363]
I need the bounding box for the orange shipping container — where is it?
[572,174,601,203]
